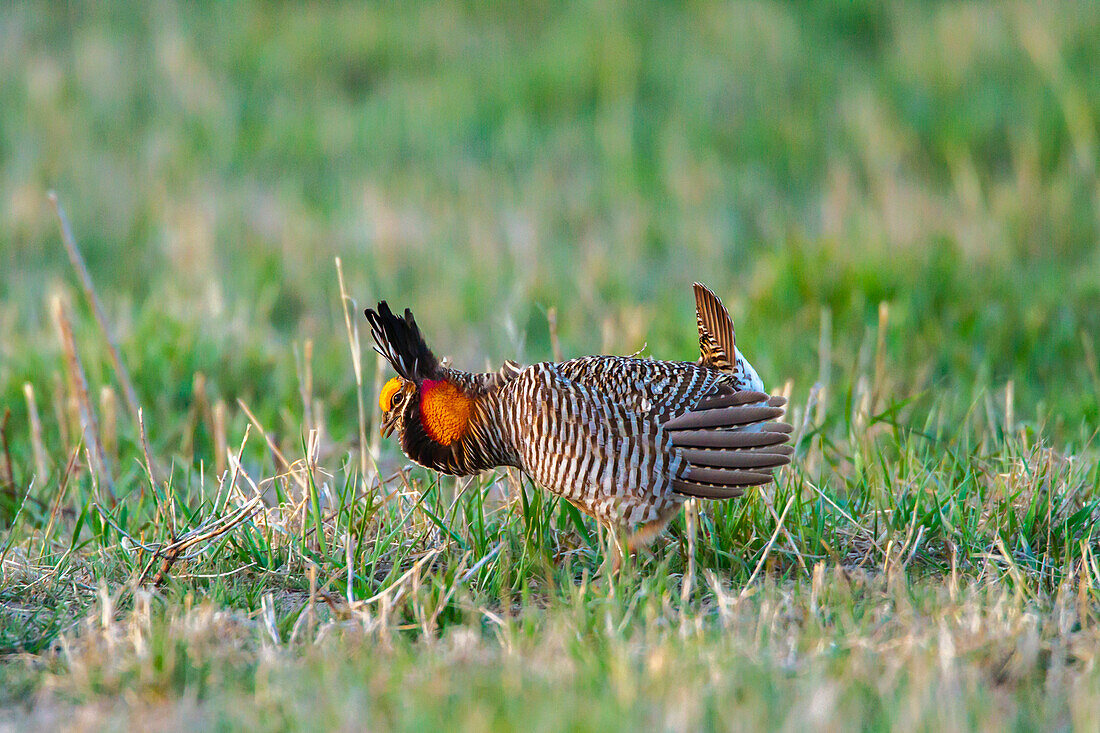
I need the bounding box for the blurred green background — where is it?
[2,1,1099,461]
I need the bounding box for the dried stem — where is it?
[370,351,385,472]
[0,408,14,494]
[99,386,117,469]
[816,306,831,426]
[141,493,265,586]
[1082,331,1100,398]
[758,484,808,576]
[547,306,563,362]
[213,399,228,477]
[139,426,258,586]
[600,315,614,355]
[48,192,142,427]
[138,408,167,529]
[51,373,70,453]
[738,494,796,600]
[295,339,315,436]
[0,477,37,572]
[335,257,370,487]
[681,498,697,603]
[22,383,49,481]
[40,443,81,558]
[236,398,307,494]
[873,301,889,411]
[51,295,114,502]
[192,374,216,465]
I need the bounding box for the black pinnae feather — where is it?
[363,301,439,381]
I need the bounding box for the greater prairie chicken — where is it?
[365,283,792,560]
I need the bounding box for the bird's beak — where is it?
[380,410,398,439]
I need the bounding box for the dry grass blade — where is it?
[138,426,258,586]
[51,295,114,502]
[0,477,37,571]
[547,306,563,362]
[370,351,385,471]
[458,543,503,583]
[140,494,265,586]
[335,257,370,488]
[237,398,305,493]
[738,494,795,600]
[48,192,142,428]
[51,372,71,453]
[213,399,228,476]
[261,592,281,646]
[816,306,831,425]
[0,408,14,494]
[137,409,161,510]
[39,443,82,558]
[681,498,698,603]
[758,485,809,575]
[802,477,885,554]
[873,301,889,410]
[22,383,49,482]
[99,386,118,468]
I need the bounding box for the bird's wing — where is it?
[504,363,684,524]
[511,360,792,508]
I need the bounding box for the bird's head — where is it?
[365,302,474,457]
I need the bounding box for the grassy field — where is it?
[2,1,1100,729]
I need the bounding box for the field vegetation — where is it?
[1,2,1100,728]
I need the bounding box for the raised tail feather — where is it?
[668,392,793,499]
[694,282,737,371]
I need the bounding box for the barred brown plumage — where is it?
[364,283,793,566]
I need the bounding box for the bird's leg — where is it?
[598,507,684,576]
[603,507,679,575]
[623,505,680,558]
[599,521,626,575]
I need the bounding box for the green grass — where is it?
[2,1,1100,729]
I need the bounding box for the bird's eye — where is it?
[391,392,404,408]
